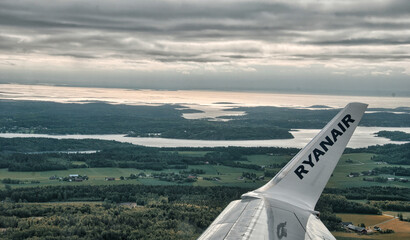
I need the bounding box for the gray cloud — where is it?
[293,54,410,61]
[0,0,409,95]
[304,38,410,46]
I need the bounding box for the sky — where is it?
[0,0,409,96]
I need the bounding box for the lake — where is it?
[1,127,409,149]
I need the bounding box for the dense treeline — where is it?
[227,106,410,128]
[316,194,382,231]
[1,137,408,173]
[347,143,410,165]
[145,124,293,140]
[0,137,300,155]
[82,147,196,170]
[0,185,244,239]
[317,194,381,215]
[371,201,410,211]
[0,185,247,206]
[162,146,299,155]
[0,185,386,214]
[0,137,133,153]
[0,148,201,171]
[0,184,388,239]
[0,140,298,171]
[0,202,220,240]
[204,151,261,170]
[376,131,410,141]
[372,166,410,176]
[324,186,410,201]
[6,153,71,171]
[361,111,410,127]
[0,101,183,135]
[2,178,22,184]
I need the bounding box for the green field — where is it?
[384,211,410,219]
[327,153,410,188]
[0,167,147,188]
[1,149,409,240]
[0,164,267,189]
[1,152,409,190]
[337,213,393,226]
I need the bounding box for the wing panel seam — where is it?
[222,200,252,239]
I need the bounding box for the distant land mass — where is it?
[0,100,291,140]
[213,102,236,105]
[376,131,410,141]
[308,105,331,108]
[0,100,409,140]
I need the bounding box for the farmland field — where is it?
[384,211,410,218]
[334,213,410,240]
[1,152,409,189]
[0,144,409,240]
[327,153,410,188]
[337,213,394,226]
[0,164,267,189]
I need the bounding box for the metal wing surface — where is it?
[198,102,368,240]
[198,196,334,240]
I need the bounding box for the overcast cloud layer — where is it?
[0,0,409,95]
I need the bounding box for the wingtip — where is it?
[347,102,368,108]
[346,102,368,113]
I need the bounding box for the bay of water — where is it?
[1,84,409,120]
[1,127,409,149]
[1,84,409,148]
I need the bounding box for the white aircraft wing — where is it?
[198,102,368,240]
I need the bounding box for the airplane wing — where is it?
[198,102,368,240]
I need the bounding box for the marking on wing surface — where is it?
[277,222,287,239]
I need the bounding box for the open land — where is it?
[334,213,410,240]
[0,151,408,189]
[0,100,409,239]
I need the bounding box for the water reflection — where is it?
[1,84,409,121]
[1,127,409,149]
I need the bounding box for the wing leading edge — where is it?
[198,102,368,240]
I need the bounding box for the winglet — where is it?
[247,102,368,210]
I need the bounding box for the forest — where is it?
[1,100,409,140]
[1,138,409,172]
[372,166,410,176]
[324,186,410,201]
[225,105,410,128]
[0,137,298,171]
[0,100,292,140]
[376,130,410,141]
[348,143,410,165]
[0,100,409,239]
[0,185,391,240]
